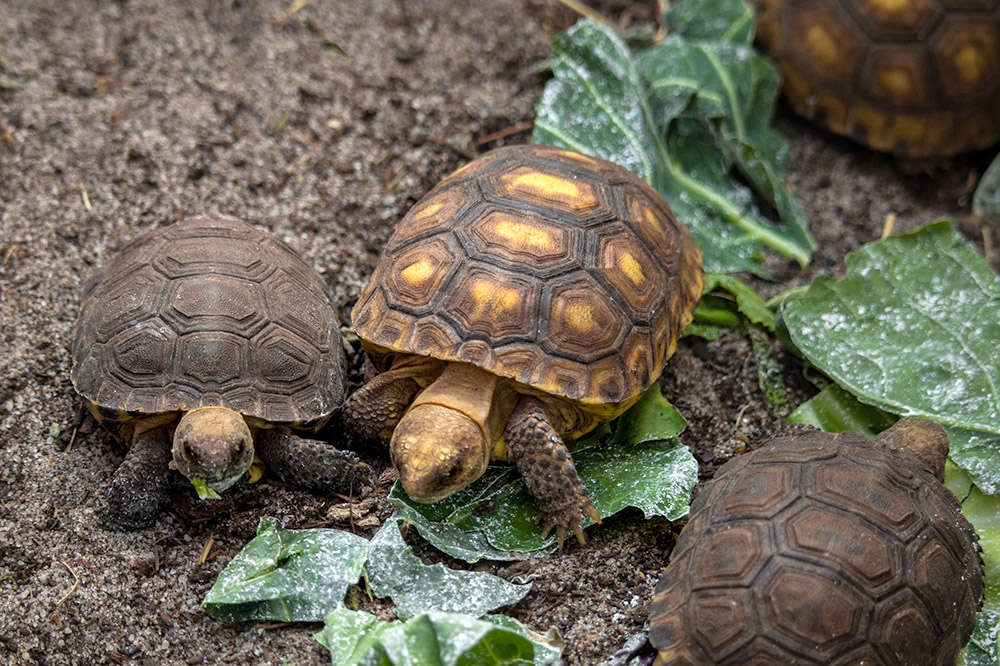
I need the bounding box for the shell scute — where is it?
[72,215,345,427]
[352,144,703,405]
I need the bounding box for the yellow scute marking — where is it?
[492,218,554,249]
[956,45,984,83]
[507,171,596,207]
[643,207,666,237]
[412,201,443,220]
[870,0,908,13]
[565,302,597,333]
[400,258,436,285]
[469,279,521,318]
[880,68,912,98]
[805,25,838,66]
[618,252,645,286]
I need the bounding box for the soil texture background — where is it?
[1,1,997,665]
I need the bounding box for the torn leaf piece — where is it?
[202,517,368,622]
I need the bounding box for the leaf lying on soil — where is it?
[366,519,530,620]
[315,605,563,666]
[781,222,1000,489]
[532,16,813,276]
[201,516,368,622]
[390,385,697,562]
[202,517,529,622]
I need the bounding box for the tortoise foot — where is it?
[505,396,602,548]
[342,371,421,441]
[256,428,373,494]
[102,428,172,531]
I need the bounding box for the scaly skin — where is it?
[104,427,172,530]
[342,371,421,441]
[504,395,601,547]
[256,427,372,494]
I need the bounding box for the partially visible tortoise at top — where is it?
[344,144,703,545]
[753,0,1000,157]
[72,215,367,529]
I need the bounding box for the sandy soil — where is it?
[1,1,997,665]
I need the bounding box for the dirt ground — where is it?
[1,1,997,665]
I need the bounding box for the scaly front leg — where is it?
[504,395,601,547]
[255,427,372,493]
[342,370,422,441]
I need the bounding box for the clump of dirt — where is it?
[1,1,995,665]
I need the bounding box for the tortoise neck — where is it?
[408,362,498,443]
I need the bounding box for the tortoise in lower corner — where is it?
[649,418,983,666]
[343,143,704,545]
[752,0,1000,158]
[72,215,369,529]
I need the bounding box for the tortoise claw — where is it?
[537,498,599,548]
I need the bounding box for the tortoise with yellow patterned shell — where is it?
[753,0,1000,157]
[344,144,703,544]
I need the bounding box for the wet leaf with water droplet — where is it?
[366,519,530,620]
[202,517,368,622]
[532,16,814,276]
[315,605,562,666]
[782,222,1000,489]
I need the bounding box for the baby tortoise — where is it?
[72,215,368,529]
[649,418,983,666]
[344,144,703,545]
[753,0,1000,157]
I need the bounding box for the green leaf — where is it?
[532,19,814,276]
[606,382,688,445]
[315,604,391,666]
[192,477,222,500]
[788,384,898,437]
[947,426,1000,495]
[946,463,1000,666]
[202,517,369,622]
[974,152,1000,223]
[961,609,1000,666]
[682,322,729,341]
[781,222,1000,483]
[315,607,561,666]
[701,273,775,330]
[946,462,1000,613]
[390,386,697,560]
[666,0,755,45]
[366,519,531,619]
[637,39,812,266]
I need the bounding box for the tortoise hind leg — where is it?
[256,428,372,494]
[504,396,601,548]
[103,428,172,530]
[342,370,421,441]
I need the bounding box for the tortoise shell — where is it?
[649,428,983,666]
[754,0,1000,157]
[351,144,703,407]
[71,215,346,430]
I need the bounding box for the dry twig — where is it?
[56,561,79,606]
[881,212,896,239]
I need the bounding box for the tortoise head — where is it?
[390,403,490,503]
[872,417,949,482]
[171,407,254,495]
